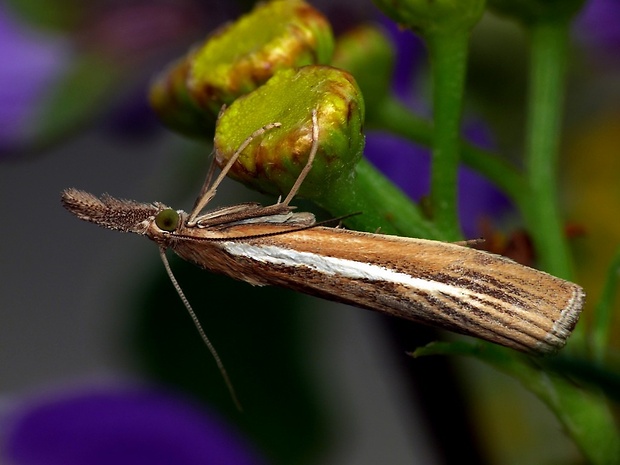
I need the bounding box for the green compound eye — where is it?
[155,208,180,232]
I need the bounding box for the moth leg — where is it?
[187,118,282,225]
[189,152,219,218]
[189,105,231,213]
[281,108,319,206]
[159,247,242,410]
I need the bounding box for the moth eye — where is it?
[155,209,179,232]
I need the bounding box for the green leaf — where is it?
[413,341,620,464]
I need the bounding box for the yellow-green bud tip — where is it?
[214,65,365,201]
[149,57,216,138]
[488,0,585,24]
[373,0,485,35]
[187,0,334,115]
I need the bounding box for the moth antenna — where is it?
[159,248,243,411]
[282,109,319,206]
[453,238,485,247]
[173,212,362,242]
[188,121,282,225]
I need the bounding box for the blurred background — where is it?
[1,0,619,464]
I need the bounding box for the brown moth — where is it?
[62,110,584,404]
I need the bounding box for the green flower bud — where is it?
[213,66,364,201]
[372,0,485,35]
[331,25,394,115]
[487,0,585,24]
[148,56,215,138]
[188,0,334,115]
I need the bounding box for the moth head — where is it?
[154,208,181,232]
[148,207,192,245]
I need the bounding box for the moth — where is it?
[62,110,584,404]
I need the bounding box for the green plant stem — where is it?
[426,30,470,241]
[414,342,620,465]
[372,97,529,216]
[591,247,620,363]
[315,158,442,239]
[524,21,573,280]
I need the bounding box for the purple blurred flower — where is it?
[3,384,267,465]
[365,127,512,239]
[0,2,242,155]
[574,0,620,59]
[0,5,70,156]
[380,15,428,113]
